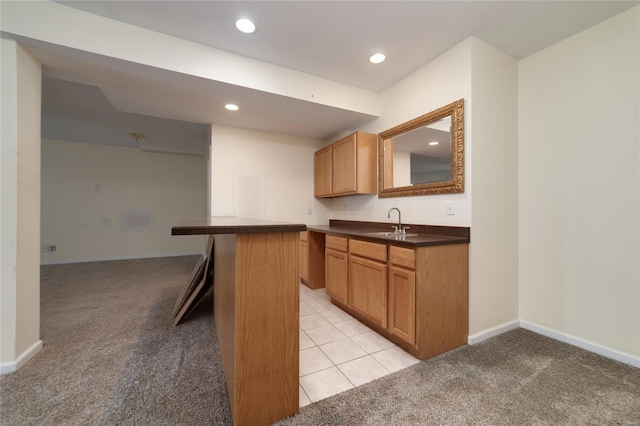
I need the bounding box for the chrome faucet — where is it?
[387,207,408,235]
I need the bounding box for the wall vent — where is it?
[119,211,154,230]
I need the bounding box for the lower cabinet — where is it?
[300,231,326,289]
[388,265,416,345]
[325,236,348,304]
[348,255,387,328]
[324,234,469,360]
[299,232,310,283]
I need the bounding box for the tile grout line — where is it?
[298,283,419,407]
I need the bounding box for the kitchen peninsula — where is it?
[172,217,306,426]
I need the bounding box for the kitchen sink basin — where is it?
[365,231,419,239]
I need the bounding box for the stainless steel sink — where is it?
[365,231,419,239]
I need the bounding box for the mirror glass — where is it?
[379,99,464,197]
[392,116,451,186]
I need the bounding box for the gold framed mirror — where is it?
[378,98,464,197]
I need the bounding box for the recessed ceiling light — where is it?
[428,141,439,146]
[225,104,239,111]
[235,18,255,34]
[369,53,386,64]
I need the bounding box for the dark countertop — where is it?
[307,220,470,248]
[172,217,306,236]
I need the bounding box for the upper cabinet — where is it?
[314,131,377,198]
[314,145,332,197]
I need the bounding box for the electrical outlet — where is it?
[307,207,312,215]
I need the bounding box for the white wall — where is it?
[327,37,520,336]
[335,38,473,227]
[209,125,329,225]
[519,7,640,358]
[0,39,42,368]
[41,139,207,264]
[469,39,519,335]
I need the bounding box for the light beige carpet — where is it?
[1,256,638,425]
[1,256,230,425]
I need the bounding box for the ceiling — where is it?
[14,1,639,150]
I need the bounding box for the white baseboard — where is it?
[40,252,204,266]
[0,340,43,375]
[468,319,520,345]
[520,321,640,369]
[469,319,639,369]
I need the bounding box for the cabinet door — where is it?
[332,134,357,194]
[388,266,416,345]
[300,239,310,284]
[325,248,348,304]
[348,255,387,328]
[314,145,332,198]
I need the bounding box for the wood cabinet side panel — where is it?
[213,234,237,414]
[234,233,300,425]
[356,131,378,194]
[314,146,332,198]
[415,244,469,358]
[308,231,326,289]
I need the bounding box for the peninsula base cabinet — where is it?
[327,237,469,360]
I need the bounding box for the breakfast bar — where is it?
[172,217,306,426]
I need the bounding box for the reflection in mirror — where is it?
[393,116,451,186]
[379,99,464,197]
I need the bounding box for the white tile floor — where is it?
[298,284,420,407]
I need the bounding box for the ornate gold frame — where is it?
[378,98,464,198]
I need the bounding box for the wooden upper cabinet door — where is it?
[314,145,332,198]
[331,134,357,194]
[388,265,416,345]
[348,255,387,328]
[325,248,348,304]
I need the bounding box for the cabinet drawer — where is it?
[389,246,415,269]
[300,231,309,242]
[349,239,387,262]
[326,235,348,252]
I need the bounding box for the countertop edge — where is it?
[306,225,469,248]
[172,217,306,236]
